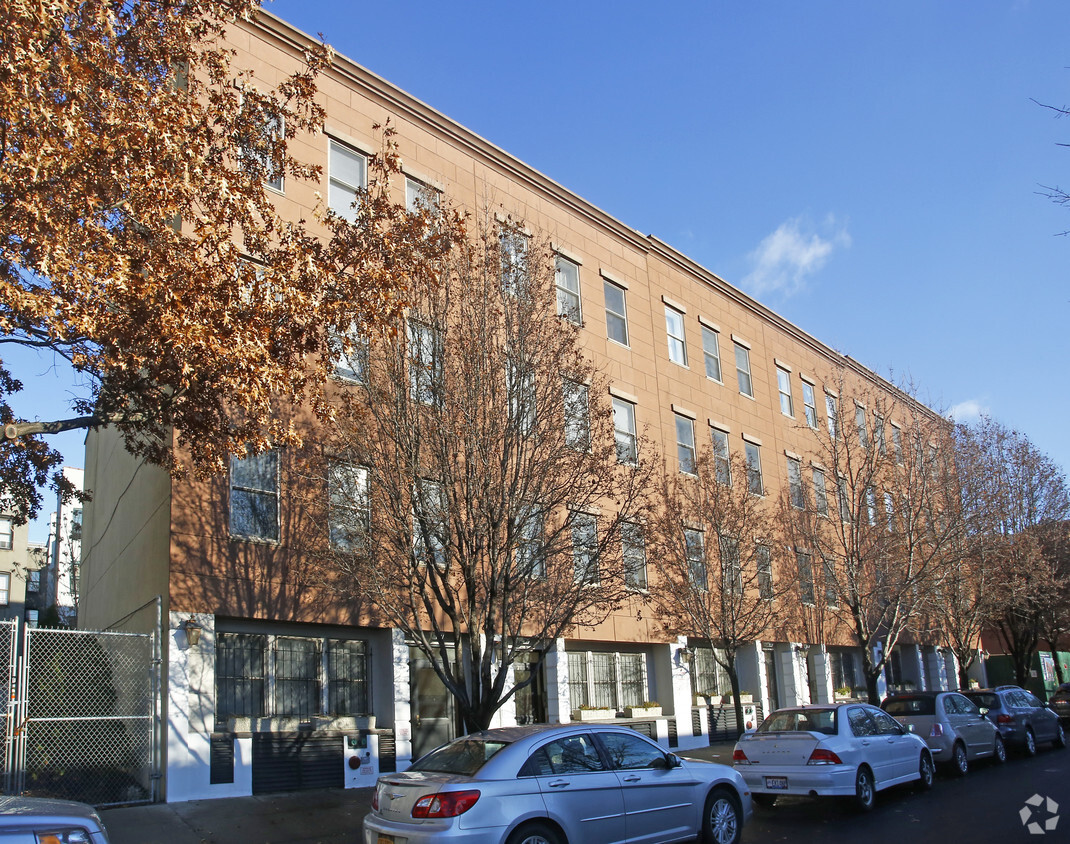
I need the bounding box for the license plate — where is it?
[765,776,788,790]
[378,837,397,844]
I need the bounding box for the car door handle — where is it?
[623,775,642,783]
[548,779,570,788]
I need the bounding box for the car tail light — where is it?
[996,714,1014,725]
[807,748,843,765]
[412,790,481,819]
[371,786,380,812]
[930,723,944,737]
[732,748,751,764]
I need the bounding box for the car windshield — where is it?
[963,693,999,710]
[757,709,836,735]
[882,696,935,716]
[410,739,509,775]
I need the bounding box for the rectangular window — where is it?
[622,522,647,590]
[507,360,536,435]
[874,414,886,456]
[855,405,869,448]
[515,507,545,579]
[735,343,753,397]
[701,325,722,382]
[328,639,369,715]
[70,508,83,541]
[405,177,437,214]
[891,425,904,464]
[328,139,366,220]
[0,517,12,550]
[802,382,818,429]
[812,467,829,516]
[685,528,706,590]
[777,367,794,418]
[712,428,731,486]
[27,570,40,593]
[787,456,804,509]
[216,632,267,720]
[567,651,589,709]
[241,109,284,191]
[590,652,618,710]
[675,413,696,475]
[619,653,646,708]
[745,441,763,495]
[829,650,857,692]
[328,461,369,551]
[604,280,629,346]
[838,476,851,522]
[694,647,730,698]
[796,551,814,605]
[824,557,837,606]
[665,306,687,365]
[719,535,742,596]
[757,544,773,600]
[408,320,442,405]
[826,394,839,439]
[865,486,878,526]
[884,491,896,531]
[613,398,637,464]
[555,256,582,324]
[332,324,369,383]
[563,379,590,451]
[500,228,530,296]
[275,637,321,717]
[413,479,447,568]
[0,573,8,606]
[572,512,598,584]
[229,450,279,541]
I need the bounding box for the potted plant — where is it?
[624,701,662,718]
[571,705,614,721]
[834,686,852,700]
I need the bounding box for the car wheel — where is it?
[854,765,876,812]
[1054,724,1066,749]
[1024,728,1037,757]
[702,786,742,844]
[952,741,969,777]
[917,752,935,790]
[506,822,564,844]
[993,734,1007,764]
[752,793,778,808]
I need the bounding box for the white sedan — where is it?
[732,703,934,811]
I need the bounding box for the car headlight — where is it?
[35,829,93,844]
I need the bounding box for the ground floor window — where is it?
[692,646,730,698]
[567,650,649,712]
[513,651,547,725]
[828,648,859,692]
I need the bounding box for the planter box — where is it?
[571,708,613,721]
[721,694,753,705]
[624,706,662,719]
[693,694,711,707]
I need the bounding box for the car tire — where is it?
[1023,728,1037,757]
[506,822,564,844]
[752,793,778,808]
[1054,724,1066,750]
[853,765,876,812]
[917,752,935,790]
[951,741,968,777]
[702,786,742,844]
[993,734,1007,764]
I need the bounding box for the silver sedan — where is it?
[0,795,110,843]
[363,723,752,844]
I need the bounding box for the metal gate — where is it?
[4,625,160,807]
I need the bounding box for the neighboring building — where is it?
[44,467,84,626]
[79,11,958,802]
[0,513,30,626]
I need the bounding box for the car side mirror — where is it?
[664,753,682,769]
[907,724,916,733]
[978,707,989,716]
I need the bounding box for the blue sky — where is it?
[13,0,1069,541]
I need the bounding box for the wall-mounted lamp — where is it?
[182,618,203,647]
[677,648,694,666]
[794,644,811,657]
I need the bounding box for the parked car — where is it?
[1047,683,1070,727]
[0,795,110,843]
[363,723,752,844]
[881,691,1004,775]
[962,685,1066,755]
[732,703,933,812]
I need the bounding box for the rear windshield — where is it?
[963,693,999,710]
[882,696,935,716]
[757,709,837,735]
[410,739,509,775]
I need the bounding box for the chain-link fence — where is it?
[0,620,16,793]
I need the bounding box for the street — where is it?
[737,744,1068,844]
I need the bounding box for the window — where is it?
[27,569,40,593]
[406,177,437,214]
[500,228,529,296]
[812,467,829,516]
[665,306,687,365]
[555,256,582,324]
[229,450,279,541]
[884,491,896,531]
[413,479,447,568]
[592,653,616,709]
[328,639,370,715]
[328,140,366,220]
[693,647,730,697]
[567,652,590,709]
[622,522,647,590]
[408,320,441,405]
[734,343,753,397]
[756,544,773,599]
[566,650,648,713]
[619,653,646,708]
[328,461,369,551]
[507,360,536,435]
[855,405,869,448]
[332,324,369,383]
[0,573,8,606]
[874,414,886,456]
[865,487,878,526]
[70,508,83,541]
[515,507,545,579]
[598,730,664,770]
[802,382,818,429]
[572,512,598,584]
[777,367,794,417]
[275,637,321,717]
[719,535,742,596]
[603,280,629,345]
[240,108,284,191]
[675,413,696,475]
[216,633,266,720]
[891,425,904,464]
[701,325,722,382]
[612,398,637,464]
[838,476,851,522]
[745,441,763,495]
[826,394,839,439]
[824,557,837,606]
[787,457,804,509]
[796,551,814,605]
[685,528,706,589]
[0,517,12,550]
[711,428,731,486]
[829,650,857,691]
[563,379,590,451]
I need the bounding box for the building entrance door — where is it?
[409,648,455,761]
[764,648,780,712]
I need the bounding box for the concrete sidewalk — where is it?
[100,743,738,844]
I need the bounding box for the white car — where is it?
[732,703,934,812]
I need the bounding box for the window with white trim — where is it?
[757,544,773,600]
[328,139,366,220]
[796,551,814,605]
[685,528,706,590]
[515,506,545,579]
[0,573,8,606]
[665,306,687,366]
[406,176,437,214]
[777,366,794,417]
[823,557,838,606]
[240,108,285,191]
[413,479,448,568]
[331,324,369,384]
[408,319,442,405]
[735,343,753,397]
[507,359,536,435]
[563,379,590,451]
[328,461,369,551]
[500,228,530,296]
[604,280,629,346]
[891,424,904,464]
[555,256,582,324]
[812,467,829,516]
[701,325,722,382]
[745,441,763,496]
[874,414,886,456]
[613,398,637,465]
[856,405,869,448]
[719,535,742,596]
[571,511,599,584]
[229,450,279,541]
[712,428,731,486]
[622,522,647,590]
[826,394,839,439]
[675,413,696,475]
[787,456,804,509]
[0,517,12,551]
[802,382,818,429]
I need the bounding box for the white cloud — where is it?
[947,399,989,423]
[742,215,851,298]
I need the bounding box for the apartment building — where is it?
[79,11,965,802]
